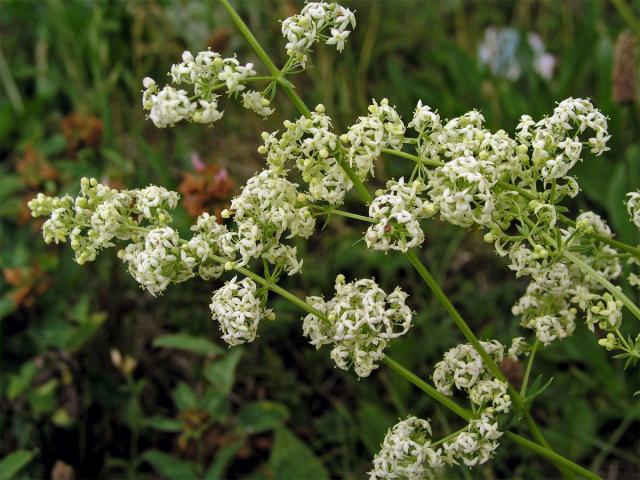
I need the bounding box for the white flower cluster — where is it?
[410,107,512,228]
[406,98,619,348]
[511,212,623,345]
[29,178,177,266]
[442,412,503,467]
[626,190,640,229]
[182,213,232,281]
[302,275,412,377]
[429,154,497,228]
[260,105,352,205]
[512,282,576,345]
[260,100,405,206]
[119,226,194,296]
[433,340,512,414]
[369,416,443,480]
[142,50,273,128]
[341,99,406,180]
[30,167,317,296]
[408,98,610,235]
[522,98,610,181]
[366,178,435,253]
[210,276,273,346]
[422,339,519,470]
[370,408,506,477]
[222,168,315,274]
[281,2,356,68]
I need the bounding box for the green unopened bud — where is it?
[422,203,436,217]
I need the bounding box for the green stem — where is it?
[563,251,640,322]
[219,0,371,203]
[327,209,374,223]
[382,147,443,168]
[218,0,280,77]
[336,152,373,203]
[247,75,277,82]
[382,356,472,420]
[505,432,601,480]
[406,249,563,472]
[521,340,539,397]
[559,214,640,258]
[275,76,312,118]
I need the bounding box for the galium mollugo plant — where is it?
[30,1,640,478]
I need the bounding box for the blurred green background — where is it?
[1,0,639,478]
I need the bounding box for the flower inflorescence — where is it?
[303,275,412,377]
[281,2,356,68]
[370,339,522,478]
[142,49,274,128]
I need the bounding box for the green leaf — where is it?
[356,402,393,454]
[204,441,243,480]
[0,450,35,479]
[142,450,196,480]
[238,401,289,434]
[0,295,17,321]
[0,175,24,201]
[173,382,197,411]
[203,349,243,395]
[153,334,223,356]
[143,416,182,433]
[28,379,59,419]
[65,312,107,353]
[269,427,329,480]
[524,375,554,404]
[199,389,227,420]
[7,361,38,400]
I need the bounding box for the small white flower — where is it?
[443,413,502,467]
[325,27,350,52]
[120,227,194,296]
[626,190,640,228]
[281,2,356,67]
[303,275,412,377]
[432,341,505,395]
[343,99,405,180]
[144,85,194,128]
[369,416,443,480]
[260,110,353,205]
[241,90,275,117]
[210,276,272,346]
[366,178,434,253]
